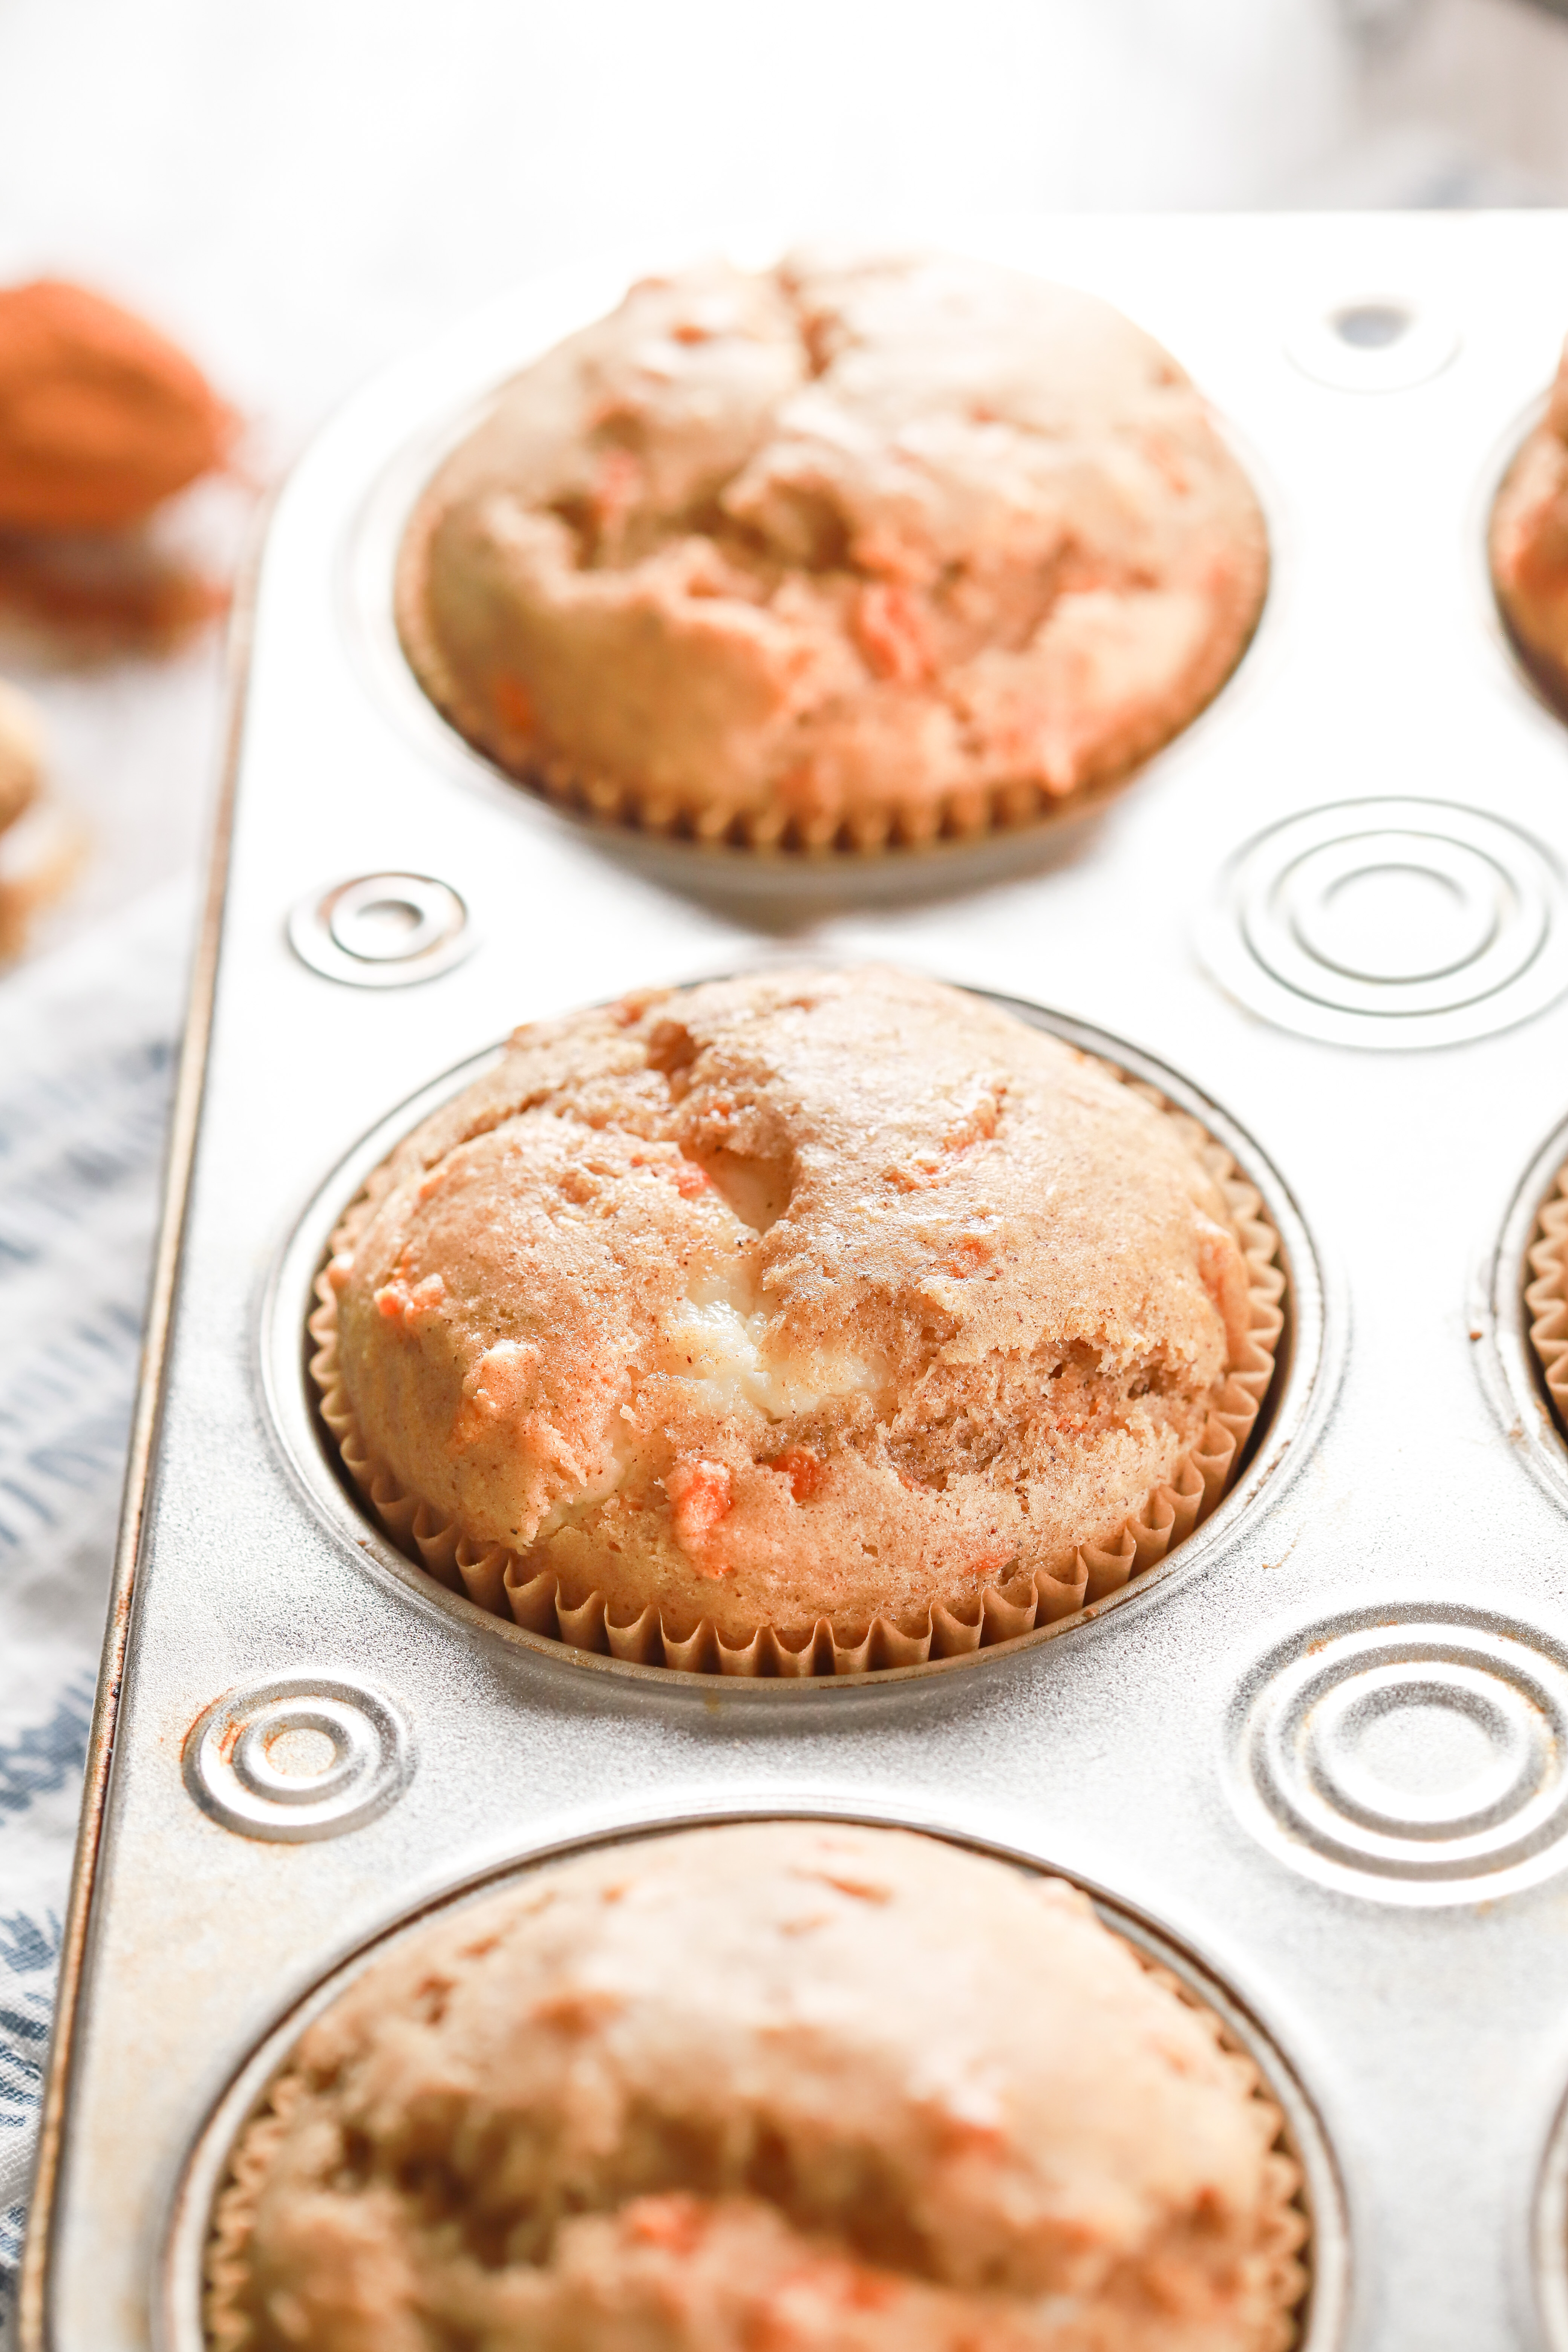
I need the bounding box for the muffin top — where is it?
[1491,343,1568,706]
[325,968,1257,1649]
[398,250,1268,847]
[209,1822,1297,2352]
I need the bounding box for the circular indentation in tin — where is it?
[287,872,475,987]
[1200,796,1568,1047]
[183,1674,413,1841]
[231,1701,378,1806]
[1304,1668,1537,1838]
[1287,295,1458,391]
[1232,1606,1568,1899]
[1283,838,1500,983]
[1331,301,1410,351]
[158,1806,1346,2352]
[259,998,1326,1691]
[328,875,456,963]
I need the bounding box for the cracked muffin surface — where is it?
[397,250,1268,848]
[207,1822,1302,2352]
[322,967,1258,1649]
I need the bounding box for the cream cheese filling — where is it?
[663,1267,877,1423]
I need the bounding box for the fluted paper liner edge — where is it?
[1527,1158,1568,1428]
[305,1072,1284,1679]
[393,490,1266,859]
[202,1936,1308,2352]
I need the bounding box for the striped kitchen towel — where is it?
[0,881,190,2340]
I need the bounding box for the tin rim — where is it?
[1533,2068,1568,2352]
[335,238,1285,909]
[154,1793,1350,2352]
[257,983,1332,1695]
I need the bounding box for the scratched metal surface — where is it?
[25,211,1568,2352]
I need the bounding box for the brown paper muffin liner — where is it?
[1526,1157,1568,1424]
[394,501,1266,858]
[1132,1956,1310,2352]
[306,1072,1283,1678]
[201,1928,1308,2352]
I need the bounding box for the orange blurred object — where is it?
[0,528,229,657]
[0,279,236,531]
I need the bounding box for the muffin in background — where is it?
[205,1821,1306,2352]
[398,250,1269,852]
[0,278,238,658]
[310,967,1283,1673]
[1491,345,1568,714]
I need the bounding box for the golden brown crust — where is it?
[309,969,1282,1671]
[205,1823,1306,2352]
[397,251,1268,853]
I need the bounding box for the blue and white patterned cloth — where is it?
[0,883,190,2339]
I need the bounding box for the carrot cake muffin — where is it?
[207,1821,1304,2352]
[1491,344,1568,712]
[311,968,1282,1671]
[397,250,1269,850]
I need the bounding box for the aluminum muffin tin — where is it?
[24,210,1568,2352]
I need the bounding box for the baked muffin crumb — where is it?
[206,1823,1306,2352]
[310,969,1282,1671]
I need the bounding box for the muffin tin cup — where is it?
[262,998,1317,1691]
[31,213,1568,2352]
[155,1798,1343,2352]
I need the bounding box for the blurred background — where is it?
[2,0,1568,957]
